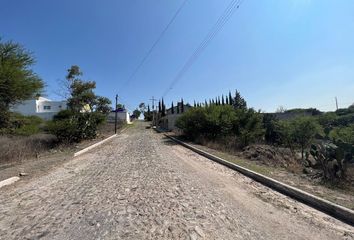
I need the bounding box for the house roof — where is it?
[37,97,51,101]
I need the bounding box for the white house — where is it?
[11,97,67,120]
[107,109,131,124]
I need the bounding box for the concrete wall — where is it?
[107,111,131,124]
[159,114,182,131]
[11,100,37,115]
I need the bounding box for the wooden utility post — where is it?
[115,94,118,134]
[150,96,156,127]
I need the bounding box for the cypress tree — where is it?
[205,100,208,107]
[161,98,166,116]
[158,100,161,113]
[171,102,174,114]
[177,101,180,114]
[226,95,229,105]
[209,99,212,106]
[194,100,196,107]
[228,91,233,105]
[221,95,225,105]
[181,98,184,113]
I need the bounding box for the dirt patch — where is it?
[240,144,298,168]
[0,122,124,182]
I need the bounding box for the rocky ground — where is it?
[0,121,353,240]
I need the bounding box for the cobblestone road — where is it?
[0,122,353,239]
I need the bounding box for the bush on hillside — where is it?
[0,113,44,136]
[47,111,106,143]
[175,105,264,148]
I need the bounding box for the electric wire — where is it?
[161,0,244,98]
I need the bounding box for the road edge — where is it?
[162,132,354,226]
[74,134,117,157]
[0,176,20,189]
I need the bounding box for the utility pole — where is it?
[150,96,156,127]
[115,94,118,134]
[335,97,338,111]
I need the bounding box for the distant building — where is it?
[159,102,191,131]
[107,108,131,124]
[11,97,67,120]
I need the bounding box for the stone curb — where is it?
[163,133,354,226]
[73,126,130,157]
[74,134,117,157]
[0,176,20,189]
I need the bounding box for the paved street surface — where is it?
[1,122,353,240]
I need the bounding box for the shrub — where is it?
[276,117,322,160]
[205,105,236,139]
[47,111,107,143]
[234,109,264,147]
[175,105,264,148]
[175,107,208,140]
[329,124,354,145]
[0,113,44,136]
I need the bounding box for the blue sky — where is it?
[1,0,354,112]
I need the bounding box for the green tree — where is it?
[133,109,141,118]
[0,39,44,128]
[228,91,233,105]
[161,98,166,117]
[293,117,322,160]
[144,105,153,121]
[181,98,184,113]
[116,103,125,110]
[233,90,247,110]
[171,102,174,114]
[277,117,322,160]
[329,124,354,145]
[233,108,264,147]
[95,96,112,114]
[47,66,111,143]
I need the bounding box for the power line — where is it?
[118,0,189,93]
[162,0,244,98]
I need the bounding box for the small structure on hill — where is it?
[107,108,131,124]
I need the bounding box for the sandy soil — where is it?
[0,121,353,239]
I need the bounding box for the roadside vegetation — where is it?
[0,39,114,164]
[175,90,354,187]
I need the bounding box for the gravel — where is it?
[0,121,353,240]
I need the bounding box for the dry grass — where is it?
[0,134,58,164]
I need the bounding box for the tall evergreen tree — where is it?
[233,90,247,110]
[194,100,196,107]
[158,100,161,113]
[226,95,229,105]
[221,95,225,105]
[228,91,233,105]
[177,102,180,114]
[181,98,184,113]
[209,99,212,106]
[161,98,166,116]
[171,102,174,114]
[212,99,215,105]
[205,100,208,107]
